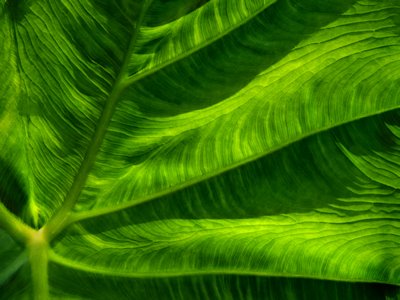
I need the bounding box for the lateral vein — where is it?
[43,0,154,241]
[67,106,400,224]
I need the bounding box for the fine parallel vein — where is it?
[125,0,277,85]
[43,1,153,240]
[68,105,400,225]
[48,251,397,285]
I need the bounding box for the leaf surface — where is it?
[52,111,400,284]
[0,0,400,299]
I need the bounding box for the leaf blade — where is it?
[78,0,400,212]
[52,110,400,288]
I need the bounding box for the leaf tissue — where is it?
[1,0,400,299]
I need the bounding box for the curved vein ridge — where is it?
[43,0,153,240]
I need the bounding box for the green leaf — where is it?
[0,0,400,299]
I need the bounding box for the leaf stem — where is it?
[0,202,35,245]
[43,0,153,241]
[28,229,49,300]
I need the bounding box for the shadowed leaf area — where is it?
[0,158,28,216]
[0,0,400,299]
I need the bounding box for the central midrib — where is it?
[42,0,153,241]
